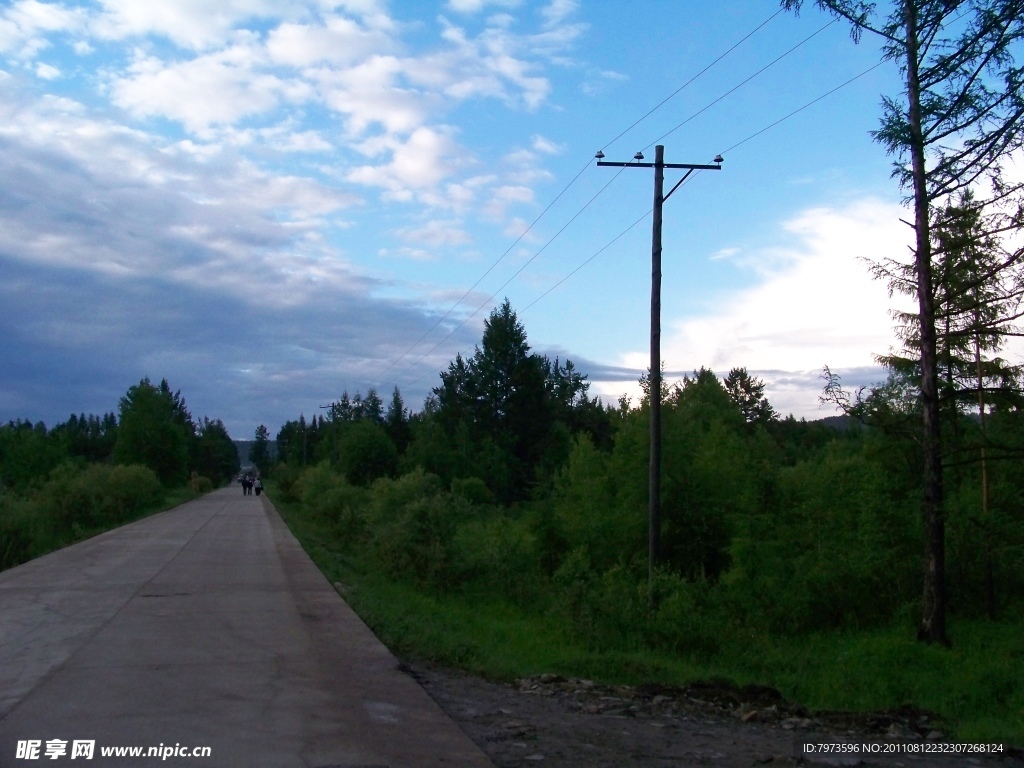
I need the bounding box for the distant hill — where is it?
[233,441,252,469]
[817,414,856,431]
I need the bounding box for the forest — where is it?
[267,297,1024,742]
[0,377,240,570]
[264,3,1024,720]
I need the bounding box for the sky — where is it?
[0,0,938,439]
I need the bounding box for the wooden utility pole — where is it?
[649,145,665,582]
[597,145,722,588]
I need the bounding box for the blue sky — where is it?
[0,0,927,438]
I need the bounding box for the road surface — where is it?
[0,487,494,767]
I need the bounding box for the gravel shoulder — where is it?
[405,661,1023,768]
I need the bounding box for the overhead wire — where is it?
[399,165,630,388]
[718,59,888,156]
[603,8,785,152]
[496,17,851,329]
[373,157,591,386]
[376,8,787,389]
[644,16,838,150]
[522,208,650,312]
[519,57,893,313]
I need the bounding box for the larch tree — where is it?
[782,0,1024,644]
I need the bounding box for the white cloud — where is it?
[110,45,310,133]
[347,125,462,196]
[397,219,472,247]
[93,0,283,51]
[540,0,578,28]
[435,19,552,109]
[313,55,429,136]
[35,61,59,79]
[709,247,738,261]
[266,15,394,67]
[531,134,560,154]
[379,245,438,261]
[0,80,361,303]
[484,183,533,218]
[503,216,531,238]
[446,0,522,13]
[0,0,86,58]
[599,199,916,418]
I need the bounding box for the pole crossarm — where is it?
[596,161,722,170]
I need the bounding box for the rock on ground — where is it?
[404,661,1023,768]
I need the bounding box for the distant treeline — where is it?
[271,301,1024,641]
[0,377,240,569]
[1,378,240,491]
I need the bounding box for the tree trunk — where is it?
[976,332,996,619]
[904,0,949,646]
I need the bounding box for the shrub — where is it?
[292,463,367,539]
[454,515,542,605]
[188,473,214,497]
[0,462,162,571]
[272,462,304,500]
[364,469,465,589]
[646,570,722,658]
[0,496,39,570]
[93,464,162,525]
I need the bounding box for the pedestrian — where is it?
[254,476,263,496]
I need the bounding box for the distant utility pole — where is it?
[596,144,723,589]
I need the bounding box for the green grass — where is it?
[1,482,220,573]
[271,484,1024,746]
[735,625,1024,742]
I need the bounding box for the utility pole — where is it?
[596,145,722,590]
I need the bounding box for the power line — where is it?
[442,16,841,345]
[373,9,785,390]
[396,166,631,388]
[373,157,592,386]
[395,20,851,381]
[645,17,838,150]
[519,58,892,314]
[718,59,888,155]
[523,208,651,312]
[604,8,785,152]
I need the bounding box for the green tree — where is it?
[339,419,398,487]
[193,418,240,484]
[113,378,191,486]
[435,300,553,501]
[52,412,118,464]
[660,369,747,581]
[359,388,385,423]
[276,415,313,467]
[874,194,1024,618]
[0,420,67,491]
[724,367,777,425]
[250,424,271,472]
[384,386,412,454]
[782,0,1024,644]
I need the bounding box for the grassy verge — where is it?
[271,484,1023,745]
[1,479,221,573]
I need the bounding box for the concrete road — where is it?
[0,487,495,767]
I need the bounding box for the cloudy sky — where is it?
[1,0,934,438]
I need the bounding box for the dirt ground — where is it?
[405,661,1023,768]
